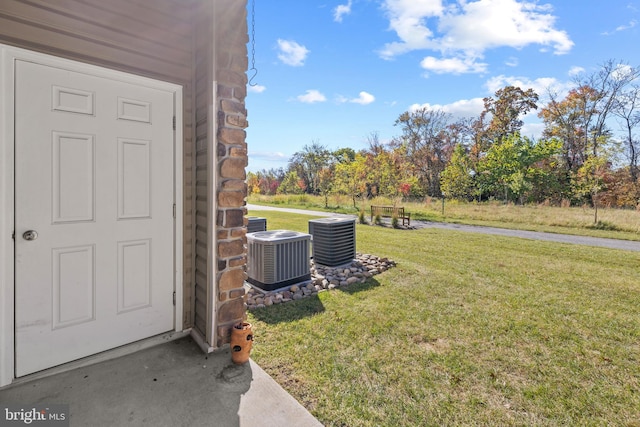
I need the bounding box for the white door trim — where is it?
[0,44,184,387]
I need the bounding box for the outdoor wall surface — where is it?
[212,0,250,346]
[0,0,249,350]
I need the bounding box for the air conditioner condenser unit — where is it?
[308,217,356,267]
[247,216,267,233]
[247,230,311,291]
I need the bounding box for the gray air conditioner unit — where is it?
[308,217,356,267]
[247,230,311,291]
[247,216,267,233]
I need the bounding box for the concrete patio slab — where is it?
[0,337,322,427]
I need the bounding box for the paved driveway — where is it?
[247,204,640,252]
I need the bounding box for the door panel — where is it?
[118,138,151,219]
[117,239,151,313]
[15,59,175,377]
[52,245,95,329]
[52,131,95,223]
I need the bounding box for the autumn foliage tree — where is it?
[277,170,305,194]
[248,61,639,210]
[539,86,591,175]
[333,153,368,208]
[477,134,561,203]
[246,169,284,195]
[289,141,332,195]
[440,144,476,200]
[539,61,640,206]
[613,84,640,183]
[477,86,539,148]
[573,155,610,223]
[393,108,454,196]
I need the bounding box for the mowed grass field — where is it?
[246,209,640,426]
[248,194,640,241]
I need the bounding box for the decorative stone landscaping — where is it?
[245,253,396,310]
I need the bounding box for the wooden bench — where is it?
[370,205,411,226]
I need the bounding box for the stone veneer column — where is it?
[214,0,249,347]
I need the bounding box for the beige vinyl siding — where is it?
[0,0,192,82]
[0,0,198,328]
[193,0,214,337]
[183,84,195,328]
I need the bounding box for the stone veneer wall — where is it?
[213,0,249,347]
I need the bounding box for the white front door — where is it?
[15,59,176,376]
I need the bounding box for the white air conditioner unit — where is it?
[247,216,267,233]
[308,217,356,267]
[247,230,311,291]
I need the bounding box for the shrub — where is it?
[391,215,399,228]
[358,209,367,224]
[374,214,382,225]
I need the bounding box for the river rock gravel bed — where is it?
[245,253,396,310]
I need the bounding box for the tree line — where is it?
[248,60,640,212]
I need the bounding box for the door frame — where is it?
[0,45,184,387]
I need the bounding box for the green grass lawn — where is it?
[247,210,640,426]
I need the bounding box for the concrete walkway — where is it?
[0,337,323,427]
[412,221,640,252]
[247,204,356,218]
[247,204,640,252]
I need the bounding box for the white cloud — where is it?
[249,151,289,161]
[336,91,376,104]
[438,0,573,54]
[350,91,376,105]
[421,56,487,74]
[297,90,327,103]
[521,122,545,139]
[485,74,569,99]
[378,0,443,59]
[505,57,519,67]
[379,0,573,75]
[248,84,266,93]
[334,0,353,22]
[247,151,290,172]
[409,74,575,121]
[602,19,637,35]
[568,66,585,76]
[277,39,309,66]
[612,63,634,81]
[409,98,486,119]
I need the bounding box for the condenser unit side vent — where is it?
[309,217,356,267]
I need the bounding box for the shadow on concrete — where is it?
[0,337,308,427]
[0,336,323,426]
[1,337,252,426]
[0,338,253,427]
[249,294,326,325]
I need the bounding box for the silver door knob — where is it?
[23,230,38,241]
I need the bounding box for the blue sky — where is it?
[245,0,640,172]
